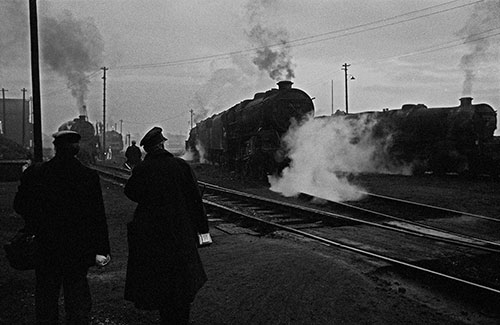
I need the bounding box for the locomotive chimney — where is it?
[79,104,88,117]
[277,80,293,90]
[459,97,472,109]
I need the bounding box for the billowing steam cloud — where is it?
[40,10,104,115]
[245,0,295,81]
[188,0,295,126]
[269,114,412,202]
[457,0,500,95]
[189,66,250,124]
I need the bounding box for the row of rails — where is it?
[91,163,500,306]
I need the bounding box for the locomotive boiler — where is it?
[337,97,498,175]
[186,80,315,177]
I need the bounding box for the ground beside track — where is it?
[1,167,499,324]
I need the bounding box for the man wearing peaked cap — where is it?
[139,126,167,148]
[124,126,209,324]
[13,128,111,323]
[52,130,81,145]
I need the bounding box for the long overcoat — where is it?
[124,149,208,310]
[13,155,110,266]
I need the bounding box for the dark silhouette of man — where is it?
[124,127,208,324]
[125,140,142,169]
[13,130,111,324]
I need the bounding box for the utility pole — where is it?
[331,80,334,115]
[341,63,350,114]
[1,88,7,135]
[21,88,28,147]
[101,66,108,159]
[189,109,194,130]
[29,0,42,162]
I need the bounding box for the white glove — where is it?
[95,254,111,267]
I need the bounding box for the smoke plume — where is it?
[189,67,244,123]
[188,55,265,123]
[269,114,412,202]
[245,0,295,81]
[188,0,295,124]
[457,0,500,95]
[40,10,104,114]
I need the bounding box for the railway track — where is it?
[92,163,500,299]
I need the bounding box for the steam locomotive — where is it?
[186,80,315,177]
[188,81,499,177]
[58,115,124,164]
[325,97,499,175]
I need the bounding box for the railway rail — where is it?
[92,163,500,300]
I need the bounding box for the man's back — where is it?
[126,145,141,164]
[14,155,109,264]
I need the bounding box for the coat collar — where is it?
[144,148,174,160]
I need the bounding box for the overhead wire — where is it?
[42,69,102,97]
[112,0,483,70]
[120,111,187,125]
[43,0,490,125]
[304,25,500,89]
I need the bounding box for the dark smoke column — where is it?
[40,10,104,112]
[29,0,43,162]
[245,0,296,81]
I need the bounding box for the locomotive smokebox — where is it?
[278,80,293,90]
[459,97,473,109]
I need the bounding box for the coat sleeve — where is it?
[13,164,43,234]
[89,171,111,255]
[176,158,209,234]
[124,165,148,203]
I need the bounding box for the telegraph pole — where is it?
[101,66,108,159]
[341,63,350,114]
[21,88,28,147]
[29,0,42,162]
[189,109,194,129]
[1,88,7,135]
[331,80,334,115]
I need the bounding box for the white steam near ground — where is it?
[269,114,412,202]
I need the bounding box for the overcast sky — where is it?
[1,0,499,140]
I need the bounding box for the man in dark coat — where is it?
[124,126,209,324]
[124,140,142,169]
[13,130,111,324]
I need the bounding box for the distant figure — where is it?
[106,146,113,160]
[124,126,209,324]
[13,130,111,324]
[125,140,142,169]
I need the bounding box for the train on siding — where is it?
[187,80,499,177]
[326,97,499,175]
[58,115,124,164]
[186,80,315,178]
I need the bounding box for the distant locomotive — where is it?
[186,80,315,177]
[58,115,124,164]
[328,97,499,175]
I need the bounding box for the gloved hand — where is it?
[95,254,111,267]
